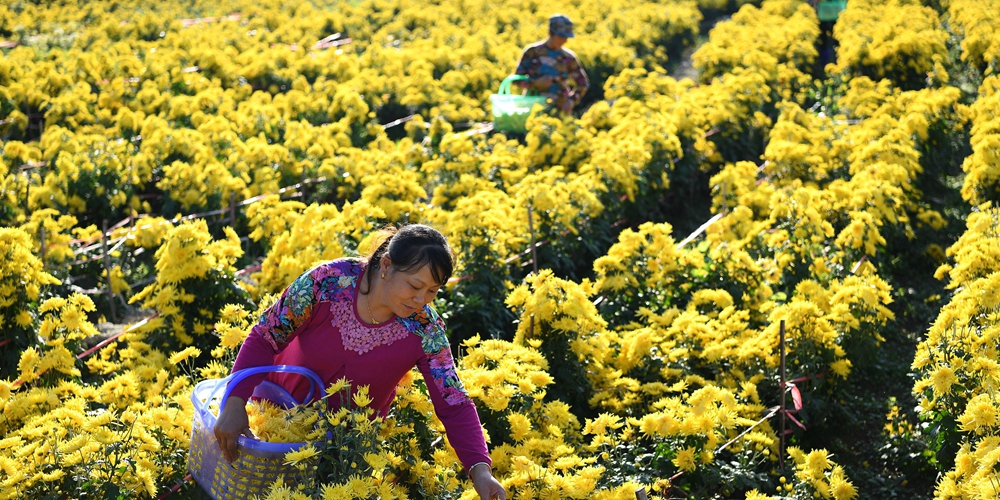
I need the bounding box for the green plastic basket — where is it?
[817,0,847,22]
[490,75,548,133]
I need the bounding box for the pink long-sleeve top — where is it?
[228,258,491,472]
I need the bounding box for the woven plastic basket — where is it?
[817,0,847,22]
[490,75,548,133]
[188,365,324,500]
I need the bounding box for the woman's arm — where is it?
[216,264,329,461]
[567,53,589,106]
[227,267,327,398]
[417,350,506,499]
[417,346,490,466]
[399,303,506,498]
[410,312,504,498]
[417,346,506,499]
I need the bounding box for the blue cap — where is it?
[549,14,574,38]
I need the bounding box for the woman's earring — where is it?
[381,273,385,279]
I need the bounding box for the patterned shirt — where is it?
[515,40,590,107]
[228,258,490,471]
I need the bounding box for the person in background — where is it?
[513,14,590,114]
[214,224,507,500]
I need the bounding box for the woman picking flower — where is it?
[214,224,506,500]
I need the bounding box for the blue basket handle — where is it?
[208,365,326,414]
[499,75,529,95]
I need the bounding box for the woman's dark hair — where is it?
[362,224,454,293]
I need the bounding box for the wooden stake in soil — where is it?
[39,225,46,263]
[102,220,117,322]
[229,193,237,229]
[721,181,728,215]
[527,204,539,275]
[527,203,539,340]
[300,168,309,202]
[23,171,30,216]
[779,319,787,471]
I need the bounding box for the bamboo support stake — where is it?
[779,319,787,471]
[528,204,539,275]
[39,225,46,263]
[229,193,237,228]
[635,487,648,500]
[23,171,30,216]
[301,168,309,201]
[527,203,539,340]
[102,220,117,322]
[721,181,729,215]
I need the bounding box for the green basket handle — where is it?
[499,75,530,95]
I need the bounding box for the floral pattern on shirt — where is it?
[253,258,470,406]
[514,41,590,105]
[315,261,363,303]
[399,306,469,406]
[255,270,317,348]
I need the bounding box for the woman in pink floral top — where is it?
[214,224,506,500]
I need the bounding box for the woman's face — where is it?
[381,256,442,317]
[547,34,567,50]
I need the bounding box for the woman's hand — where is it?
[214,396,254,463]
[559,97,575,114]
[532,75,555,91]
[470,463,506,500]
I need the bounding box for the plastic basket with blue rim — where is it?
[187,365,323,500]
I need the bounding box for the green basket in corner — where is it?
[490,75,548,133]
[817,0,847,22]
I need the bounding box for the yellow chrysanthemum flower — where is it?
[283,443,320,466]
[167,346,202,365]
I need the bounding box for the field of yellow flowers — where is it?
[3,0,1000,498]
